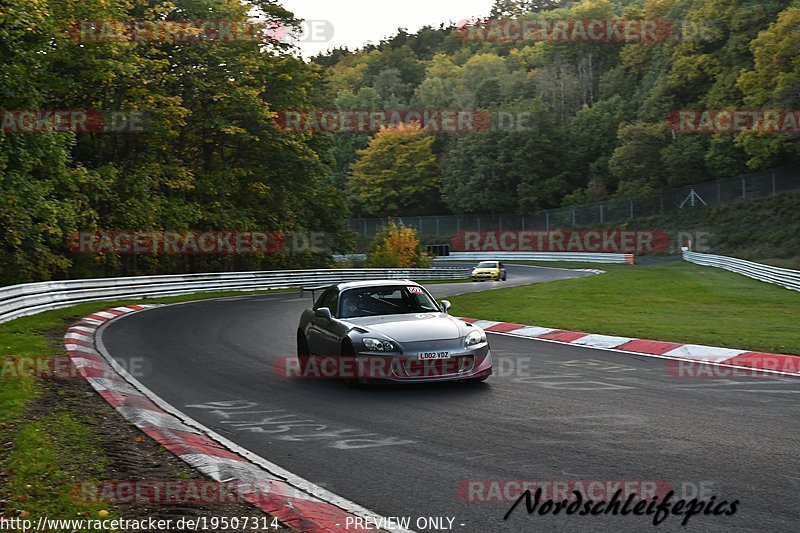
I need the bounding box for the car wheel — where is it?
[297,330,310,374]
[502,273,507,281]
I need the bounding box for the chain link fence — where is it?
[346,167,799,242]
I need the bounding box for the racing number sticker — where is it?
[408,286,424,294]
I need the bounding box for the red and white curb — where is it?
[459,318,800,377]
[65,305,412,533]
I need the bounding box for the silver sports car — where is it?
[297,280,493,383]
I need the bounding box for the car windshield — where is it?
[476,262,498,268]
[339,286,439,319]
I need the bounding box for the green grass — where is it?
[5,411,111,520]
[449,262,800,354]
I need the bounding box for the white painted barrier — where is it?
[682,250,800,292]
[0,267,470,325]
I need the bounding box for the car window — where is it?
[339,286,438,319]
[315,289,339,315]
[476,261,497,268]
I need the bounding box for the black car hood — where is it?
[347,313,462,342]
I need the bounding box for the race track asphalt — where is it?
[101,264,800,532]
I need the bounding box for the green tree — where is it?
[736,4,800,167]
[367,221,432,268]
[348,123,441,216]
[609,122,670,198]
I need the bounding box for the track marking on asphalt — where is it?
[186,400,417,449]
[549,359,640,373]
[510,372,635,390]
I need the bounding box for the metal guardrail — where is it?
[0,267,470,325]
[682,250,800,292]
[434,252,634,264]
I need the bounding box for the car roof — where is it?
[335,279,420,290]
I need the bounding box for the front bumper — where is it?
[348,348,493,383]
[472,271,500,280]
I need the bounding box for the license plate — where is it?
[418,352,450,360]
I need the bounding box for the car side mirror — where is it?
[440,300,452,314]
[315,307,332,319]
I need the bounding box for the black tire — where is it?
[297,330,310,374]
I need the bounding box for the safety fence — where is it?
[0,268,470,325]
[682,250,800,292]
[347,167,799,240]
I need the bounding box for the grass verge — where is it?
[449,262,800,354]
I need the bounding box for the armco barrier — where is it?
[434,252,634,264]
[682,250,800,292]
[0,267,469,325]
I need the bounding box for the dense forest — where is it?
[1,0,346,283]
[1,0,798,283]
[316,0,799,216]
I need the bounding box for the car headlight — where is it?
[465,330,486,347]
[363,338,396,352]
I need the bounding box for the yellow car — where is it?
[471,261,507,282]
